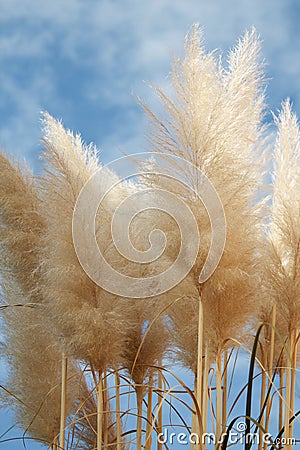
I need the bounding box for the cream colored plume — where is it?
[0,151,79,443]
[39,113,130,372]
[266,100,300,334]
[140,25,266,362]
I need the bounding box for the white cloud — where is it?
[0,0,299,166]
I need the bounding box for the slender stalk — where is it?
[202,345,209,450]
[115,372,122,450]
[190,377,198,450]
[222,349,228,432]
[264,304,277,450]
[145,386,153,450]
[196,294,204,449]
[59,353,68,450]
[103,374,108,449]
[157,369,163,450]
[215,348,222,446]
[52,434,59,450]
[258,345,267,450]
[289,329,298,446]
[97,372,104,450]
[279,365,284,433]
[136,388,143,450]
[284,336,292,450]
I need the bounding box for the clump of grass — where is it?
[0,26,299,450]
[39,113,128,372]
[263,100,300,447]
[0,151,79,446]
[139,25,268,441]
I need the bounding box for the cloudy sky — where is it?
[1,0,300,447]
[1,0,300,170]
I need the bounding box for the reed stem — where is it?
[97,372,103,450]
[103,374,108,449]
[136,388,143,450]
[258,345,267,450]
[222,349,228,432]
[263,304,276,450]
[190,377,198,450]
[196,294,204,449]
[59,353,68,450]
[288,329,297,447]
[115,372,122,450]
[215,349,222,446]
[145,386,153,450]
[279,365,284,433]
[284,336,292,450]
[157,369,163,450]
[202,345,209,450]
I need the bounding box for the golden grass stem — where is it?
[279,365,284,433]
[284,336,292,450]
[115,372,122,450]
[145,386,153,450]
[258,345,267,450]
[136,388,143,450]
[263,304,276,450]
[157,369,163,450]
[288,329,298,446]
[103,374,108,449]
[190,378,197,450]
[215,349,222,446]
[97,373,104,450]
[202,346,209,450]
[59,353,68,450]
[222,349,228,432]
[196,294,204,449]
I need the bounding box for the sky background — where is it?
[1,0,300,448]
[1,0,300,169]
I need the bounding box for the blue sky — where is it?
[1,0,300,169]
[1,0,300,448]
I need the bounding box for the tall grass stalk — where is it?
[52,437,58,450]
[222,349,228,434]
[288,329,298,448]
[115,372,122,450]
[215,348,222,446]
[59,353,68,450]
[202,345,209,450]
[97,373,104,450]
[103,374,108,449]
[136,388,144,449]
[190,378,198,450]
[259,347,267,450]
[145,385,153,450]
[157,368,163,450]
[279,366,284,433]
[284,337,292,449]
[263,304,277,450]
[196,295,204,449]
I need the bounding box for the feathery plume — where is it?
[0,151,79,443]
[267,100,300,333]
[39,113,128,372]
[141,25,266,363]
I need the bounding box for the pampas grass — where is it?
[39,113,128,373]
[0,26,299,450]
[0,152,79,445]
[264,100,300,447]
[140,25,267,443]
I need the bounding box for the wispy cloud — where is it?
[0,0,299,167]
